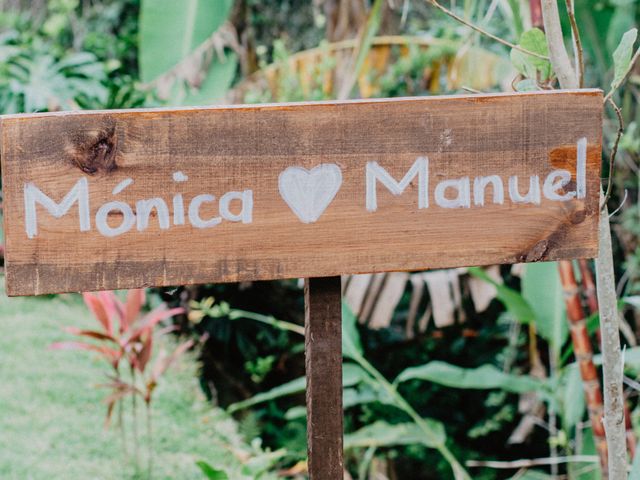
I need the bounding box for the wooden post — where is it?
[304,276,344,479]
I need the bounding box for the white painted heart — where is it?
[278,164,342,223]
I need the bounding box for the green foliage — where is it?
[3,49,106,112]
[467,399,515,439]
[394,361,543,394]
[344,420,445,449]
[342,302,364,359]
[42,0,79,37]
[573,0,640,91]
[222,303,472,479]
[560,365,586,431]
[227,376,304,414]
[227,362,377,413]
[0,28,107,112]
[376,42,458,97]
[180,54,238,106]
[0,1,144,113]
[196,462,229,480]
[244,39,337,103]
[245,355,276,384]
[504,0,525,38]
[510,28,552,82]
[467,268,598,442]
[139,0,232,82]
[338,0,385,98]
[606,1,638,58]
[138,0,237,105]
[196,448,284,480]
[522,262,568,355]
[468,267,535,324]
[0,282,256,479]
[51,291,190,477]
[611,27,638,91]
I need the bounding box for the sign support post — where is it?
[304,276,344,479]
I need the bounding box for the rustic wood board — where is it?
[1,89,603,296]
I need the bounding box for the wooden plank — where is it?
[304,276,343,479]
[1,90,603,295]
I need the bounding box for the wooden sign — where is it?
[1,89,602,296]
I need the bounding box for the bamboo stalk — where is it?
[578,260,599,318]
[578,259,636,460]
[558,260,608,475]
[529,0,543,28]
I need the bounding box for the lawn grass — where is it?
[0,277,252,480]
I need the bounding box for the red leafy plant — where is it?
[51,289,191,479]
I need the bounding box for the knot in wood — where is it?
[570,209,587,224]
[66,121,118,175]
[524,239,549,262]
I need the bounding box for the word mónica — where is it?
[24,171,253,239]
[23,137,588,239]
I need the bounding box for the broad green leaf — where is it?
[0,45,19,62]
[345,383,394,408]
[519,29,549,63]
[394,361,544,394]
[227,363,368,412]
[196,461,230,480]
[343,362,371,386]
[522,262,568,354]
[504,0,524,38]
[611,28,638,89]
[284,405,306,420]
[468,267,535,324]
[560,365,585,431]
[342,303,363,359]
[344,420,446,449]
[139,0,233,82]
[510,49,533,78]
[180,53,237,106]
[227,376,305,413]
[607,4,636,62]
[510,28,551,81]
[343,386,383,409]
[569,427,600,480]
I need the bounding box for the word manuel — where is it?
[24,138,587,239]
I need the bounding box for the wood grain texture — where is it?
[1,90,602,295]
[304,276,343,479]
